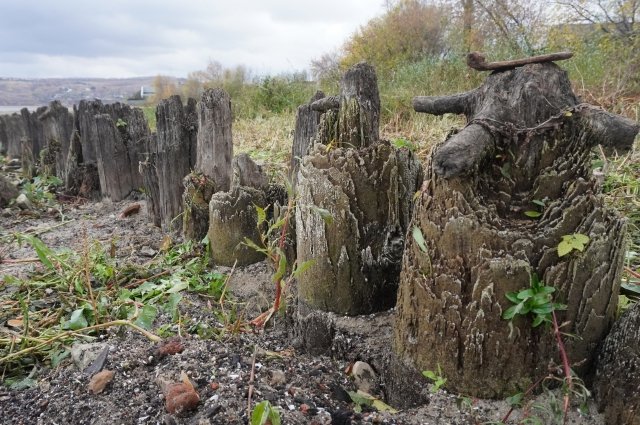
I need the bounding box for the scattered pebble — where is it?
[351,361,377,394]
[88,370,115,394]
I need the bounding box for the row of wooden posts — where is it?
[1,61,638,421]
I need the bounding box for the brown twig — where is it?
[121,270,171,289]
[501,374,548,423]
[467,51,573,72]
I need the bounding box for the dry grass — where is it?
[231,111,465,181]
[233,112,296,180]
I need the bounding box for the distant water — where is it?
[0,106,40,115]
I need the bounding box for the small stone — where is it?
[71,343,108,371]
[352,361,377,394]
[139,246,157,257]
[270,369,287,387]
[154,337,185,359]
[15,194,33,210]
[88,370,115,394]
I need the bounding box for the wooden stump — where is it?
[208,186,267,266]
[140,149,161,228]
[20,137,35,179]
[594,303,640,425]
[296,142,422,315]
[394,62,638,398]
[312,62,380,149]
[153,95,197,231]
[2,114,27,159]
[196,88,233,191]
[291,91,325,180]
[38,101,74,181]
[0,174,19,207]
[0,116,7,155]
[75,100,150,200]
[231,153,267,190]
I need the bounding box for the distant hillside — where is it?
[0,77,180,106]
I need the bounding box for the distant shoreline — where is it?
[0,106,42,115]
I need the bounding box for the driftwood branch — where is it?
[413,91,476,116]
[467,51,573,71]
[432,124,493,178]
[311,95,340,112]
[577,106,639,152]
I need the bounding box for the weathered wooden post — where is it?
[394,53,639,398]
[294,62,423,352]
[151,95,197,231]
[594,302,640,425]
[72,101,150,201]
[38,101,74,180]
[290,91,325,181]
[183,88,233,241]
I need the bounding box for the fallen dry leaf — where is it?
[154,337,184,358]
[88,370,114,394]
[118,203,141,219]
[165,382,200,414]
[7,319,23,328]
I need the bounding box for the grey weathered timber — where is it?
[208,186,267,266]
[0,116,7,155]
[395,63,637,398]
[312,62,380,149]
[196,88,233,191]
[140,150,161,228]
[594,302,640,425]
[21,107,45,159]
[182,172,216,241]
[412,65,638,179]
[0,174,19,207]
[78,101,149,200]
[231,153,267,190]
[2,113,27,159]
[20,137,35,179]
[153,95,197,231]
[296,142,423,316]
[38,101,74,181]
[94,114,136,201]
[64,129,99,199]
[290,91,325,179]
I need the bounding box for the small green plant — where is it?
[557,233,590,257]
[242,178,320,327]
[391,137,416,151]
[21,174,62,207]
[422,363,447,393]
[524,199,546,218]
[347,390,398,413]
[251,400,281,425]
[0,233,232,384]
[502,273,567,327]
[115,118,127,128]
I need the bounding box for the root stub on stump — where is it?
[296,141,422,315]
[394,62,637,398]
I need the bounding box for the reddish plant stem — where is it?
[271,198,293,313]
[624,266,640,279]
[501,374,547,423]
[552,310,572,425]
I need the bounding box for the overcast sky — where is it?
[0,1,386,79]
